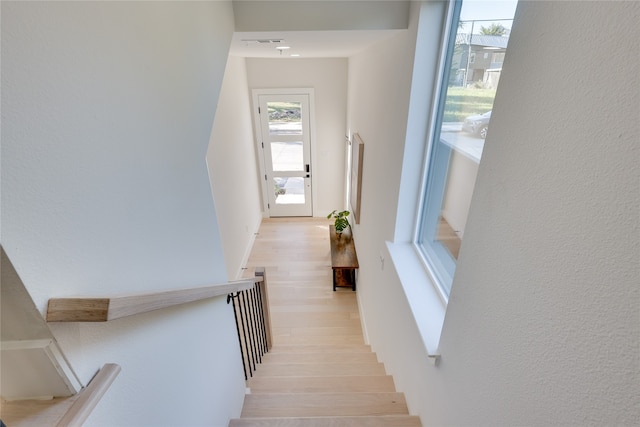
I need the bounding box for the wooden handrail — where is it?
[47,278,261,322]
[56,363,121,427]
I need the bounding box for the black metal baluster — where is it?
[241,290,257,374]
[238,291,253,377]
[227,293,248,380]
[228,276,270,380]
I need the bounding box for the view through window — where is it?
[267,101,304,204]
[418,0,517,297]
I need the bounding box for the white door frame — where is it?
[252,88,316,217]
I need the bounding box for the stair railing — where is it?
[47,278,258,322]
[41,270,271,422]
[227,267,272,380]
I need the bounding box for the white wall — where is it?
[207,56,264,280]
[1,249,54,343]
[246,58,348,216]
[234,0,410,32]
[345,0,422,355]
[351,1,640,425]
[1,2,246,425]
[442,151,478,239]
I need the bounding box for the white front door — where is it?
[256,91,313,217]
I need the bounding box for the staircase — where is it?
[229,218,421,426]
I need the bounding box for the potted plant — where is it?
[327,210,350,236]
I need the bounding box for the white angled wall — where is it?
[349,1,639,425]
[1,1,246,425]
[207,56,264,280]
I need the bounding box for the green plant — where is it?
[274,183,286,196]
[327,210,350,233]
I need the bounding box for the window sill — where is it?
[386,241,446,362]
[440,125,484,163]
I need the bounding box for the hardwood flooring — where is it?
[437,216,461,260]
[231,218,421,426]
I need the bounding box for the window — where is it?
[416,0,516,299]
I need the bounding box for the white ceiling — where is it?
[229,30,404,58]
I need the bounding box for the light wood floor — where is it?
[231,218,421,426]
[437,217,461,260]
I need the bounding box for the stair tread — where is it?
[272,326,363,337]
[270,312,359,324]
[273,335,365,346]
[229,415,422,426]
[247,375,396,393]
[262,352,378,364]
[241,392,409,418]
[253,362,386,377]
[267,344,371,354]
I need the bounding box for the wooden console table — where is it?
[329,225,359,291]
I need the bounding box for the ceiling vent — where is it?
[242,39,285,45]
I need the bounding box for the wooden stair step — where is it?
[267,344,372,354]
[269,287,336,298]
[272,326,363,338]
[247,375,396,394]
[272,327,363,337]
[273,335,365,346]
[240,392,409,418]
[229,415,422,426]
[262,351,378,364]
[270,306,359,315]
[270,312,358,327]
[252,362,386,377]
[269,296,358,307]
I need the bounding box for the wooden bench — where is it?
[329,225,359,291]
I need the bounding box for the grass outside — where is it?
[268,101,301,122]
[268,101,299,112]
[443,87,496,122]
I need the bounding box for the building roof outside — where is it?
[456,33,509,49]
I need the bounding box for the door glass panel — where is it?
[257,91,312,217]
[273,177,305,205]
[268,102,302,135]
[270,141,303,171]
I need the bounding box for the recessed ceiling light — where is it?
[291,54,301,57]
[276,46,291,50]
